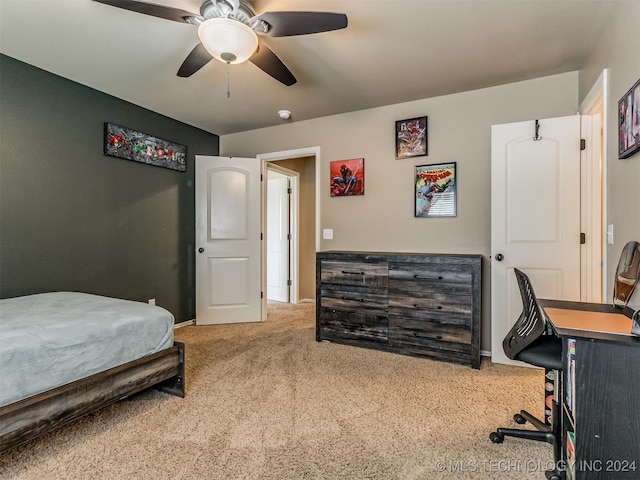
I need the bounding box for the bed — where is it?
[0,292,185,452]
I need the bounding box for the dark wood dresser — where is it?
[316,251,482,368]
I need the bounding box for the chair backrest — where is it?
[614,241,640,308]
[502,268,548,360]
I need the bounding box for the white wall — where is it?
[221,72,579,352]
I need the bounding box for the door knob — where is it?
[494,253,504,261]
[198,247,204,253]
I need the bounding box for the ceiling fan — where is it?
[92,0,348,86]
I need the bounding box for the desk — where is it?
[541,300,640,480]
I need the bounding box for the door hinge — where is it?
[261,291,263,299]
[580,139,586,151]
[287,279,292,286]
[287,187,292,194]
[287,233,292,240]
[580,232,586,244]
[261,174,264,181]
[260,232,263,240]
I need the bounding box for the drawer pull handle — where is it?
[414,275,444,280]
[413,304,443,310]
[341,322,364,329]
[341,296,364,302]
[412,332,443,340]
[342,270,365,275]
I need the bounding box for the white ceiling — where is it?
[0,0,614,135]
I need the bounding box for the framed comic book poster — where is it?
[330,158,364,197]
[396,116,427,159]
[618,78,640,159]
[415,162,456,217]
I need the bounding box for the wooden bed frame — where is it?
[0,341,185,452]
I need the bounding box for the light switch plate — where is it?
[323,228,333,240]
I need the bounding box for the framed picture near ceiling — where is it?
[618,78,640,159]
[103,122,187,172]
[396,116,427,159]
[330,158,364,197]
[415,162,456,217]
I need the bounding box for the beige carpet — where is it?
[1,302,554,479]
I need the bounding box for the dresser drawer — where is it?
[389,262,473,295]
[319,307,388,343]
[389,294,472,324]
[389,316,472,344]
[321,260,388,288]
[320,284,388,317]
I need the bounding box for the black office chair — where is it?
[489,268,562,480]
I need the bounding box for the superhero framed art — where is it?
[415,162,456,217]
[330,158,364,197]
[396,116,427,159]
[104,122,187,171]
[618,78,640,159]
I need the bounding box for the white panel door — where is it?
[267,170,290,302]
[195,156,261,325]
[491,116,581,365]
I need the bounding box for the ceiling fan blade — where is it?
[251,11,348,37]
[177,43,213,77]
[92,0,200,24]
[249,42,296,86]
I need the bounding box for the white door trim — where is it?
[257,146,321,319]
[579,69,608,302]
[579,114,602,302]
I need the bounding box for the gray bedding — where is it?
[0,292,174,407]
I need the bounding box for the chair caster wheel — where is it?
[514,413,526,424]
[489,432,504,443]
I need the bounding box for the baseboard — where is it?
[480,349,491,358]
[299,298,315,303]
[174,320,195,329]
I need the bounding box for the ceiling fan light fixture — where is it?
[198,17,258,64]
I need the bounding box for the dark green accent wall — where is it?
[0,55,219,322]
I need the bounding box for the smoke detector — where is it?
[278,109,291,120]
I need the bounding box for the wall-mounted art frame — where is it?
[618,79,640,159]
[103,122,187,172]
[415,162,456,217]
[330,158,364,197]
[396,116,427,159]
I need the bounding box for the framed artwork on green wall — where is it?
[103,122,187,171]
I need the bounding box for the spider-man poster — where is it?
[415,162,456,217]
[330,158,364,197]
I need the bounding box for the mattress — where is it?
[0,292,174,407]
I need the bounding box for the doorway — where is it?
[259,147,319,313]
[266,163,299,303]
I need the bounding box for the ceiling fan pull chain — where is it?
[227,66,231,99]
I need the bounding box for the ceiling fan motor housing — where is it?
[200,0,255,24]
